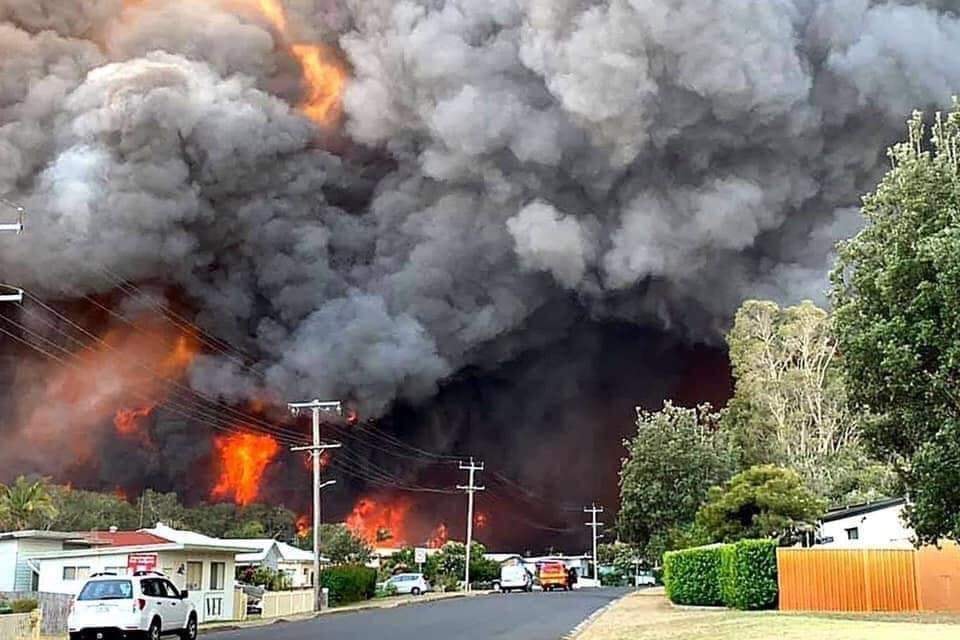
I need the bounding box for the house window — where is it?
[209,562,225,591]
[186,562,203,591]
[63,566,91,581]
[846,527,860,541]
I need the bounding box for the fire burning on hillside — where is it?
[211,433,280,505]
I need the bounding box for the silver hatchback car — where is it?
[383,573,431,596]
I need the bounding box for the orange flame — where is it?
[15,317,199,465]
[240,0,346,126]
[211,432,280,505]
[296,514,311,539]
[256,0,287,33]
[290,43,345,126]
[346,497,412,546]
[427,522,448,549]
[474,512,488,530]
[114,487,129,502]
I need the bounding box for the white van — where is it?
[494,564,533,593]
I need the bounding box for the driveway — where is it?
[212,588,630,640]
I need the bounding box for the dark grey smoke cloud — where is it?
[2,0,959,420]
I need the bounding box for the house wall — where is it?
[0,540,17,591]
[819,505,913,548]
[14,539,66,591]
[277,561,312,588]
[158,551,238,622]
[36,550,238,622]
[38,552,130,595]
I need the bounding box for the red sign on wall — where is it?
[127,553,158,574]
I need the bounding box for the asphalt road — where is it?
[213,588,630,640]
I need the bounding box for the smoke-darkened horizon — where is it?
[0,0,955,547]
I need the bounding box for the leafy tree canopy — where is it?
[832,105,960,543]
[618,402,736,562]
[318,523,373,565]
[695,465,825,544]
[723,299,897,502]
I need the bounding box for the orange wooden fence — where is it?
[777,544,960,613]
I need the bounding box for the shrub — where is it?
[0,600,12,615]
[320,565,377,606]
[11,598,38,614]
[663,544,724,606]
[718,539,778,610]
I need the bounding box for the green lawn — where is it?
[579,590,960,640]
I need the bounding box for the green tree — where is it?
[0,477,58,530]
[46,486,138,532]
[618,402,736,562]
[723,299,897,502]
[318,524,373,565]
[832,105,960,543]
[695,465,825,544]
[433,541,498,586]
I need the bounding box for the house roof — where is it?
[822,497,907,523]
[233,539,323,564]
[142,523,259,553]
[27,524,259,560]
[83,531,171,547]
[0,530,85,541]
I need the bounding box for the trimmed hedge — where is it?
[320,565,377,606]
[11,598,38,614]
[719,539,778,610]
[663,545,724,606]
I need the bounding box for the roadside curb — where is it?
[563,592,630,639]
[200,591,486,635]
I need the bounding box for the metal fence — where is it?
[778,544,960,613]
[0,591,73,635]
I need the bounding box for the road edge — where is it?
[200,591,484,635]
[562,591,631,639]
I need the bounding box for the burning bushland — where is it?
[3,0,960,547]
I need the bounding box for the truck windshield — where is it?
[78,580,134,600]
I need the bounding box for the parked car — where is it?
[68,571,197,640]
[538,562,570,591]
[494,564,534,593]
[382,573,431,596]
[635,570,656,587]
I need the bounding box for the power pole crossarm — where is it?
[584,504,604,580]
[288,398,342,612]
[458,458,484,592]
[1,199,24,303]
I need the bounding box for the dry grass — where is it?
[578,589,960,640]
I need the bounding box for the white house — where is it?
[28,524,257,623]
[817,497,913,548]
[234,539,319,588]
[0,531,87,592]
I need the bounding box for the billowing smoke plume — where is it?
[1,0,959,539]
